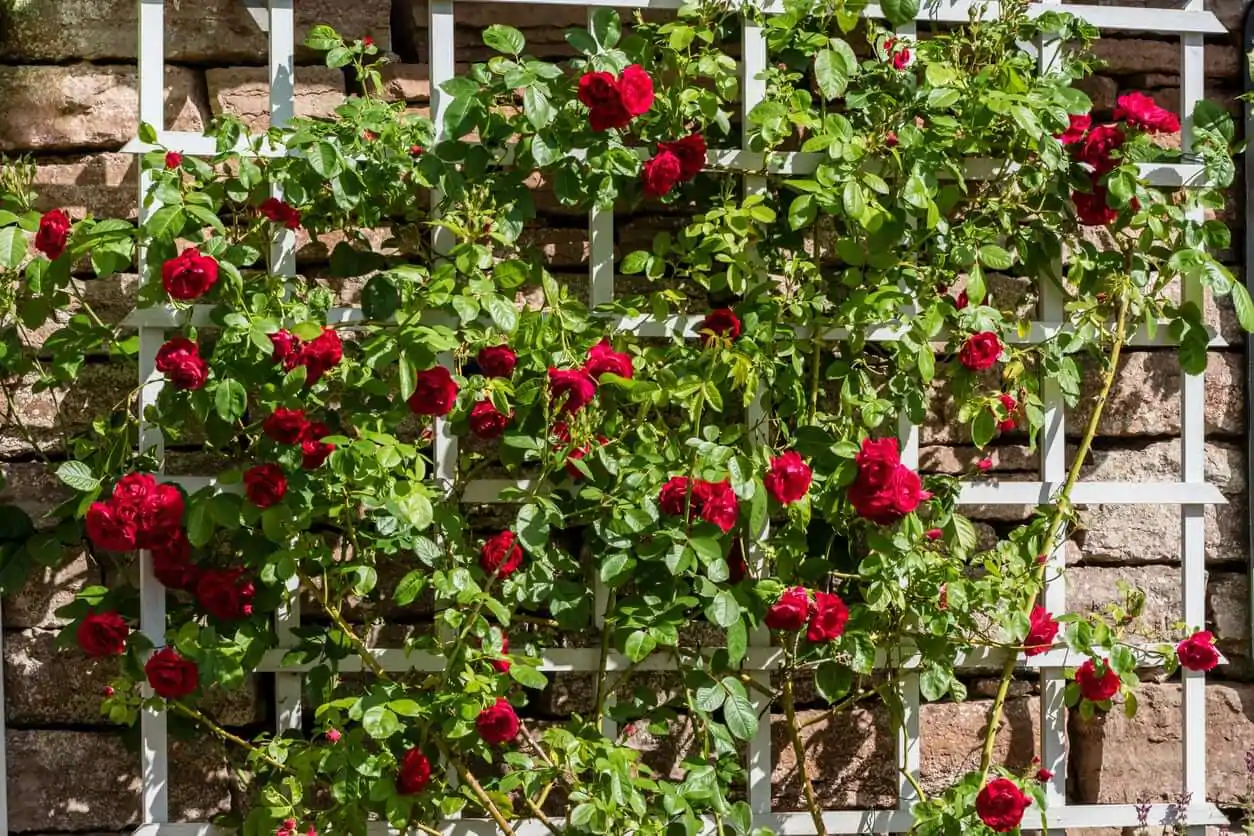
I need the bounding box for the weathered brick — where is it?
[2,551,102,629]
[0,65,208,153]
[920,697,1041,794]
[1076,501,1246,566]
[206,67,348,132]
[0,364,137,455]
[32,154,139,221]
[1091,39,1240,81]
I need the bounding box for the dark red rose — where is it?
[196,568,255,621]
[151,532,200,591]
[1076,658,1120,702]
[475,697,520,745]
[617,65,654,116]
[848,438,928,525]
[1114,91,1180,134]
[1058,113,1092,145]
[954,290,969,309]
[363,35,374,47]
[1023,606,1059,657]
[806,591,848,643]
[127,478,185,549]
[243,464,287,509]
[477,345,517,378]
[584,339,633,380]
[259,197,301,230]
[1176,630,1220,672]
[1073,123,1124,174]
[659,476,692,516]
[395,748,432,795]
[578,71,618,109]
[469,400,511,439]
[300,422,335,470]
[995,393,1018,432]
[1036,768,1054,783]
[34,209,71,260]
[764,451,812,505]
[548,368,597,414]
[270,330,302,368]
[854,437,901,489]
[975,778,1031,833]
[884,130,899,148]
[550,421,571,444]
[699,308,741,346]
[660,134,706,182]
[891,48,912,70]
[298,328,343,385]
[589,99,632,132]
[263,407,310,445]
[409,144,424,156]
[694,479,739,533]
[407,366,459,417]
[165,151,183,169]
[925,527,943,540]
[144,646,199,699]
[86,501,138,552]
[155,337,208,391]
[1073,185,1119,226]
[642,149,683,197]
[727,539,748,583]
[77,611,128,657]
[959,331,1003,371]
[161,248,219,301]
[480,530,524,578]
[766,587,810,631]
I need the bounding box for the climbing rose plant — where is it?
[0,0,1243,833]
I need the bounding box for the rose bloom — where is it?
[477,344,517,378]
[578,71,631,131]
[1073,185,1119,226]
[395,747,432,795]
[699,308,742,346]
[642,149,683,197]
[1023,605,1059,657]
[165,151,183,169]
[480,530,524,578]
[694,479,739,533]
[975,778,1031,833]
[145,646,199,699]
[766,586,810,631]
[77,611,129,657]
[764,451,812,505]
[1114,91,1180,134]
[584,339,633,380]
[617,64,654,116]
[155,337,208,390]
[848,463,927,524]
[995,393,1018,432]
[806,591,849,643]
[1073,123,1124,174]
[958,331,1003,371]
[263,407,310,445]
[469,400,511,439]
[300,422,335,470]
[243,463,287,509]
[660,133,706,182]
[891,47,912,70]
[297,328,343,385]
[727,539,748,583]
[259,197,301,230]
[1075,658,1120,702]
[270,330,302,369]
[85,500,138,552]
[475,697,520,745]
[407,366,459,417]
[162,248,220,301]
[152,532,200,591]
[548,368,598,414]
[1176,630,1220,672]
[196,568,255,621]
[34,209,71,260]
[658,476,693,516]
[1058,113,1092,145]
[925,527,943,540]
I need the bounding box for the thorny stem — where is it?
[433,737,520,836]
[593,588,616,717]
[170,701,294,777]
[781,634,827,836]
[977,293,1132,783]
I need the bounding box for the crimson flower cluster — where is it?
[259,197,302,230]
[263,407,335,469]
[77,611,129,657]
[162,248,220,301]
[86,473,185,552]
[480,530,525,578]
[577,65,653,131]
[270,327,344,385]
[975,778,1031,832]
[882,35,913,71]
[658,476,740,533]
[641,133,706,197]
[846,438,929,524]
[155,337,209,390]
[765,587,849,643]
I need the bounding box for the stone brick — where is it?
[206,67,348,133]
[1076,74,1119,112]
[0,0,391,63]
[1065,565,1181,641]
[6,730,231,831]
[1206,572,1249,668]
[1077,440,1244,495]
[1076,500,1245,566]
[21,276,141,348]
[3,552,102,629]
[1070,682,1254,805]
[32,154,140,221]
[1090,39,1240,81]
[0,65,208,153]
[920,697,1041,794]
[0,363,137,455]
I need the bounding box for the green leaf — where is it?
[814,661,853,703]
[814,48,850,100]
[706,590,741,628]
[186,500,214,547]
[620,251,652,274]
[55,461,100,493]
[591,8,621,48]
[325,46,353,68]
[494,259,530,289]
[1230,282,1254,332]
[484,24,526,54]
[309,141,342,179]
[881,0,920,27]
[788,194,817,230]
[361,274,400,321]
[919,665,949,701]
[971,408,996,449]
[723,692,758,740]
[394,570,427,606]
[842,182,866,221]
[695,681,726,712]
[138,122,158,144]
[624,629,656,662]
[523,86,554,130]
[0,226,28,270]
[726,619,747,666]
[389,699,423,717]
[214,379,247,423]
[977,244,1014,271]
[509,664,548,690]
[362,705,400,739]
[485,295,519,333]
[145,205,185,242]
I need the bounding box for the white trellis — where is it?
[27,0,1227,833]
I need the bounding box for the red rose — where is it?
[263,407,310,445]
[475,697,520,745]
[975,778,1031,833]
[891,48,912,70]
[1023,606,1059,657]
[481,530,524,578]
[766,587,810,631]
[86,501,138,552]
[548,368,597,415]
[699,308,741,346]
[959,331,1003,371]
[1114,91,1180,134]
[695,479,739,533]
[34,209,71,260]
[659,476,692,517]
[642,149,683,197]
[244,464,287,508]
[115,476,184,549]
[1073,123,1124,174]
[196,568,255,621]
[491,635,511,673]
[395,747,432,795]
[849,460,927,524]
[617,64,654,116]
[584,339,633,380]
[1073,185,1119,227]
[589,99,632,132]
[77,611,128,657]
[854,437,900,489]
[1036,767,1054,783]
[161,248,219,301]
[660,134,706,181]
[925,527,943,540]
[469,400,511,439]
[270,330,301,368]
[300,422,335,470]
[477,345,517,378]
[995,393,1018,432]
[806,591,848,643]
[407,366,459,417]
[259,197,301,230]
[1058,113,1091,145]
[144,646,199,699]
[1176,630,1220,672]
[727,539,748,583]
[1076,658,1120,702]
[165,151,183,169]
[884,130,899,148]
[155,337,208,391]
[954,290,970,309]
[152,532,200,591]
[764,451,812,505]
[578,71,618,109]
[298,328,343,385]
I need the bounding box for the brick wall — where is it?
[0,0,1252,833]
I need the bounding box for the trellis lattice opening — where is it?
[67,0,1233,833]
